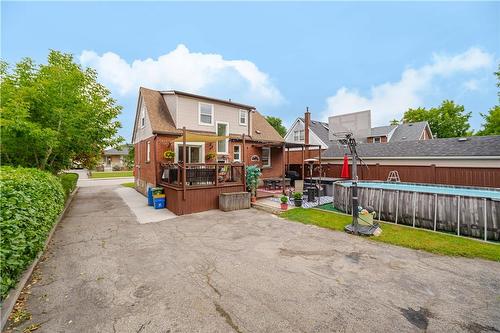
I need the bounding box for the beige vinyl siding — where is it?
[175,95,249,135]
[133,99,153,144]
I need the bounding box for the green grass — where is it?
[281,208,500,262]
[121,182,135,188]
[90,171,133,178]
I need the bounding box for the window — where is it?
[293,130,304,141]
[239,110,247,125]
[217,122,229,154]
[199,103,214,125]
[262,147,271,168]
[140,106,146,128]
[176,144,203,163]
[233,145,241,162]
[374,137,381,143]
[146,141,151,162]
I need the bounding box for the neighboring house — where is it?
[101,146,131,170]
[322,135,500,188]
[368,122,433,143]
[132,87,285,214]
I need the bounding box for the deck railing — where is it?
[160,162,245,188]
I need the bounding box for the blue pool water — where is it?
[339,181,500,200]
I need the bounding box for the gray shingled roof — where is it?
[299,117,332,145]
[370,125,396,137]
[103,146,130,156]
[390,121,430,141]
[323,135,500,158]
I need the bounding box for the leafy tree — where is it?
[123,145,135,169]
[265,116,287,137]
[1,51,123,173]
[403,100,471,138]
[389,119,400,125]
[477,65,500,136]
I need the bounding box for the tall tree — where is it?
[265,116,287,137]
[1,51,123,172]
[403,100,471,138]
[389,119,400,125]
[477,65,500,136]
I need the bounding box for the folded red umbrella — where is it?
[341,154,350,178]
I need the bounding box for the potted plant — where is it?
[206,152,217,162]
[280,195,289,210]
[246,165,261,202]
[293,192,303,207]
[163,150,175,162]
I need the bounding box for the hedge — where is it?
[0,166,65,299]
[59,172,79,199]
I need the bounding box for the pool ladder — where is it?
[387,171,401,182]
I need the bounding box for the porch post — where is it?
[318,144,322,197]
[301,145,305,180]
[282,143,286,195]
[242,134,246,191]
[182,127,187,201]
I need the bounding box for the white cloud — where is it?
[323,47,494,125]
[79,44,283,105]
[463,79,480,91]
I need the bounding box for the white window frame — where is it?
[262,147,271,168]
[140,106,146,128]
[216,121,229,154]
[198,102,214,126]
[173,142,205,163]
[299,130,304,141]
[239,110,248,126]
[146,141,151,162]
[233,144,241,162]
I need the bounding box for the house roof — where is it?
[140,87,180,135]
[390,121,431,141]
[323,135,500,158]
[103,146,130,156]
[370,125,397,137]
[162,90,255,110]
[136,87,282,143]
[298,117,330,145]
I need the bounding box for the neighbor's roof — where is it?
[137,87,282,143]
[323,135,500,158]
[299,117,330,144]
[103,146,130,156]
[370,125,397,137]
[390,121,431,141]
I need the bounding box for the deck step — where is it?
[251,201,282,215]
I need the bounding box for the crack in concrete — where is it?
[214,302,242,333]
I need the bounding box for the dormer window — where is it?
[239,110,248,125]
[199,102,214,126]
[374,137,381,143]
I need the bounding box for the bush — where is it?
[0,166,65,299]
[293,192,303,200]
[59,172,79,199]
[112,164,122,171]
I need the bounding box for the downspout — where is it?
[153,134,158,186]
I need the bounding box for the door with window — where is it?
[177,144,203,163]
[217,122,229,154]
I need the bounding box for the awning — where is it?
[173,132,229,143]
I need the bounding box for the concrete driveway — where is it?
[8,185,500,332]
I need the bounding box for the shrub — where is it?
[59,172,79,199]
[293,192,303,200]
[280,195,289,204]
[246,165,261,197]
[112,164,122,171]
[0,166,65,299]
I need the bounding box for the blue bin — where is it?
[147,188,154,206]
[153,196,166,209]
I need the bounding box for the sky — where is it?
[2,1,499,141]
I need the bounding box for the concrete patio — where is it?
[7,185,500,332]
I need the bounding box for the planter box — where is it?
[219,192,251,211]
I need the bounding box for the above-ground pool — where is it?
[333,181,500,241]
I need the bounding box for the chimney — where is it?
[304,107,310,145]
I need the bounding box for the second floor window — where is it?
[374,137,381,143]
[239,110,247,125]
[199,103,214,125]
[293,130,304,141]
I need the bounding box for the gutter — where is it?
[320,156,500,160]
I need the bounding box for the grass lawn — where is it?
[281,208,500,262]
[90,171,133,178]
[121,182,135,188]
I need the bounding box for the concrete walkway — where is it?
[7,186,500,333]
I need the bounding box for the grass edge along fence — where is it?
[0,166,72,299]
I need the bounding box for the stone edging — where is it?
[0,187,79,331]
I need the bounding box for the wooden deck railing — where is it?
[159,162,245,188]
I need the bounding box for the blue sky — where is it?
[2,1,499,141]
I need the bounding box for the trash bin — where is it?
[153,194,166,209]
[147,187,154,206]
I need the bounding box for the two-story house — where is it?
[132,87,285,215]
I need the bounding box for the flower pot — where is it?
[280,203,288,210]
[251,196,257,203]
[294,199,302,207]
